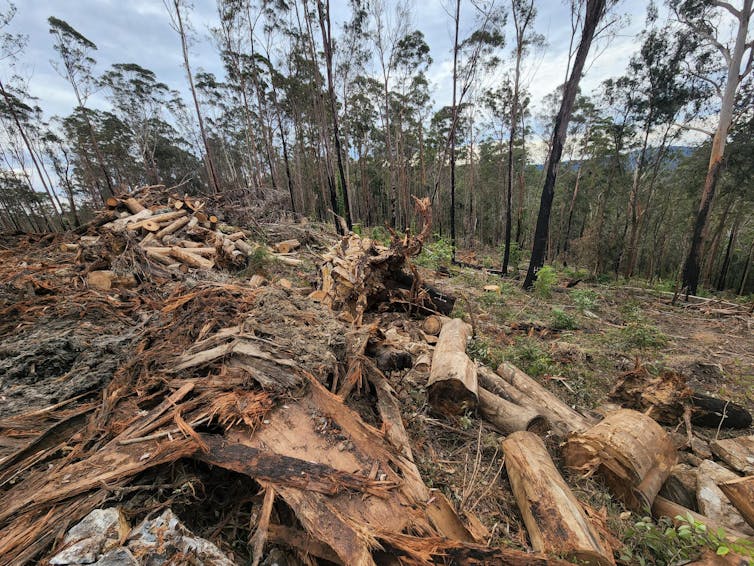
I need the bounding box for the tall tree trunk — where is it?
[716,213,741,291]
[739,239,754,295]
[316,0,353,230]
[681,0,752,295]
[450,0,460,260]
[523,0,606,289]
[173,0,221,194]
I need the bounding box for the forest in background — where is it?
[0,0,752,296]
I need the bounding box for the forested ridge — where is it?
[0,0,752,296]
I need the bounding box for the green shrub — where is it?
[619,514,754,565]
[533,265,558,298]
[240,243,269,275]
[506,338,555,377]
[369,226,391,246]
[570,288,598,312]
[416,235,453,269]
[550,308,578,330]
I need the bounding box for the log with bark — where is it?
[564,409,677,510]
[502,431,615,565]
[427,318,478,416]
[495,362,595,435]
[477,387,549,434]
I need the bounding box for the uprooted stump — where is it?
[563,409,677,510]
[310,197,456,323]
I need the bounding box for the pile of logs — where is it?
[90,193,302,276]
[421,316,754,563]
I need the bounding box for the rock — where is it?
[50,508,235,566]
[128,509,235,565]
[50,508,124,565]
[94,548,138,565]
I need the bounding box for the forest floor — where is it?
[1,210,753,565]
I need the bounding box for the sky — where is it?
[5,0,654,119]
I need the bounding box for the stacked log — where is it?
[98,193,296,274]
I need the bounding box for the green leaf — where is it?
[716,546,730,556]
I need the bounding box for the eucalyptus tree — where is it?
[369,0,411,228]
[48,16,114,200]
[523,0,609,289]
[446,0,505,258]
[501,0,542,273]
[101,63,180,185]
[164,0,222,194]
[674,0,754,295]
[605,17,694,279]
[316,0,353,230]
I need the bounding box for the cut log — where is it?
[710,436,754,474]
[477,387,549,435]
[168,247,214,270]
[652,496,753,543]
[502,431,614,566]
[234,239,256,256]
[145,249,175,266]
[274,239,301,254]
[87,270,137,291]
[691,394,752,429]
[155,215,190,240]
[427,319,478,416]
[105,197,120,208]
[275,255,304,266]
[103,208,153,232]
[123,197,145,214]
[127,209,186,230]
[496,362,594,435]
[696,459,754,536]
[422,315,443,336]
[141,220,161,232]
[719,476,754,531]
[563,409,677,510]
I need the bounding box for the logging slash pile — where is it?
[1,187,753,565]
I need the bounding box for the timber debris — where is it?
[1,186,754,565]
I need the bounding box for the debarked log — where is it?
[495,362,594,435]
[563,409,677,510]
[719,475,754,531]
[477,387,549,435]
[502,431,614,565]
[427,318,478,416]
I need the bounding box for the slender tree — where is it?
[677,0,753,295]
[48,16,114,200]
[164,0,222,194]
[523,0,608,289]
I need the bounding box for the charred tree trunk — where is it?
[523,0,606,289]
